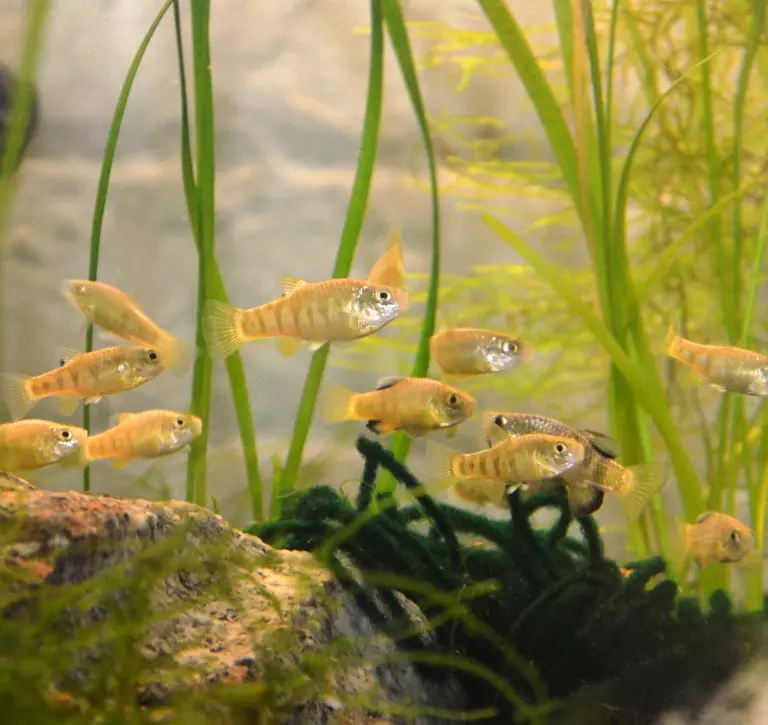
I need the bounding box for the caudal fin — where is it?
[425,439,461,491]
[320,384,356,423]
[664,326,682,359]
[160,337,194,376]
[617,463,666,522]
[203,300,243,359]
[0,373,36,421]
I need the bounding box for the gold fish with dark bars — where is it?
[0,346,167,421]
[323,376,475,437]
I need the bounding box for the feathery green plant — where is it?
[272,0,385,518]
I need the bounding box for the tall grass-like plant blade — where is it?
[484,215,704,520]
[374,0,441,498]
[83,0,174,493]
[186,0,216,509]
[695,0,732,341]
[0,0,48,233]
[272,0,384,517]
[477,0,586,230]
[172,1,263,517]
[0,0,49,379]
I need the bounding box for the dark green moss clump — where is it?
[248,435,759,724]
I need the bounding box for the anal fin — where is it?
[57,395,81,417]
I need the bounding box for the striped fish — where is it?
[429,433,587,488]
[203,276,408,360]
[61,279,192,375]
[85,409,202,470]
[323,376,475,437]
[0,345,166,421]
[665,329,768,396]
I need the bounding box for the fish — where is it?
[367,230,405,290]
[430,328,527,376]
[665,329,768,396]
[322,376,476,437]
[673,512,755,569]
[0,345,167,421]
[483,411,619,459]
[429,433,587,492]
[0,419,88,473]
[482,412,660,519]
[61,279,192,376]
[203,277,409,360]
[84,409,203,470]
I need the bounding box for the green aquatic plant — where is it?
[272,0,385,519]
[77,0,264,515]
[250,434,753,723]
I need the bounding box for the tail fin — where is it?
[0,374,36,421]
[159,336,194,376]
[617,463,666,521]
[203,300,243,359]
[664,326,681,359]
[425,439,461,492]
[668,516,693,578]
[320,384,356,423]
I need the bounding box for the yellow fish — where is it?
[665,329,768,396]
[450,477,510,508]
[85,409,202,470]
[203,277,408,360]
[673,512,755,569]
[0,345,167,421]
[367,230,405,290]
[62,279,192,376]
[430,328,527,376]
[0,419,87,473]
[429,433,587,490]
[322,376,476,437]
[483,411,619,459]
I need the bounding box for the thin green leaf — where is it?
[172,0,263,518]
[83,0,174,492]
[273,0,384,516]
[484,214,704,520]
[374,0,442,497]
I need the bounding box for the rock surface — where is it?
[0,478,467,724]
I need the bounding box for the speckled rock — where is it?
[0,483,467,723]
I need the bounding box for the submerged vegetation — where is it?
[2,0,768,720]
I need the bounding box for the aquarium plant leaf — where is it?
[83,0,174,492]
[373,0,442,498]
[273,0,385,517]
[172,0,263,518]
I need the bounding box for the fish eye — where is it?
[493,414,507,427]
[59,429,72,441]
[378,289,392,302]
[729,529,741,544]
[176,418,185,427]
[146,349,159,362]
[554,442,568,454]
[502,340,519,355]
[59,358,66,367]
[447,393,459,406]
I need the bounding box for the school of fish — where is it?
[0,236,760,571]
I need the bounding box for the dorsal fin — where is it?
[282,276,308,296]
[695,511,715,525]
[579,428,620,460]
[375,375,406,391]
[109,412,135,428]
[56,347,83,367]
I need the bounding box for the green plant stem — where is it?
[84,0,173,492]
[172,0,263,518]
[0,0,49,383]
[186,0,216,509]
[374,0,441,498]
[272,0,384,517]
